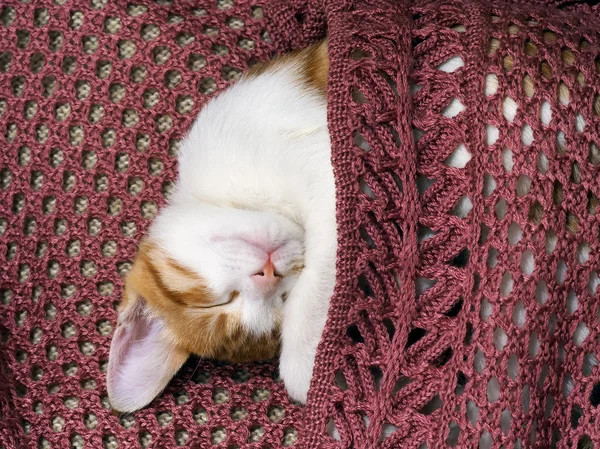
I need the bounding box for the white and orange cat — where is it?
[107,41,336,412]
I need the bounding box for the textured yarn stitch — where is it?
[1,0,599,448]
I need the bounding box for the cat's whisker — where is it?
[183,357,202,387]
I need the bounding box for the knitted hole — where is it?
[488,37,500,55]
[155,115,173,133]
[446,421,460,446]
[282,428,298,446]
[194,407,209,424]
[558,82,570,105]
[267,405,285,423]
[248,425,264,442]
[84,413,98,430]
[103,434,118,449]
[104,16,121,33]
[188,53,208,71]
[141,201,158,219]
[175,429,189,445]
[507,22,519,35]
[211,427,227,444]
[116,262,132,276]
[212,387,230,403]
[541,60,552,78]
[176,32,196,47]
[165,70,182,89]
[122,109,139,127]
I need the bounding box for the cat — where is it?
[106,41,335,412]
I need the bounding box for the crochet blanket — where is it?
[1,0,599,448]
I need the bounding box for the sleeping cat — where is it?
[107,41,335,412]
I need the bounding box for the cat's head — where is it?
[107,203,304,412]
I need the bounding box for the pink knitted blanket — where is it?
[1,0,599,448]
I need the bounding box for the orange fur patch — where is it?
[121,240,281,363]
[247,39,329,96]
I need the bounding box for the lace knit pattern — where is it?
[1,0,599,448]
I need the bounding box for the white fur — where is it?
[512,301,526,327]
[588,271,599,295]
[507,354,518,379]
[500,409,511,434]
[566,290,578,314]
[573,322,589,347]
[535,280,548,305]
[508,222,522,245]
[545,229,557,254]
[445,144,472,168]
[442,97,466,118]
[537,150,548,174]
[517,174,531,196]
[452,195,473,218]
[483,173,496,197]
[480,298,492,322]
[577,243,590,265]
[563,374,574,397]
[556,259,567,284]
[540,101,552,126]
[521,124,534,146]
[500,271,513,297]
[520,249,534,275]
[467,399,479,424]
[522,384,530,413]
[484,73,498,97]
[556,130,567,153]
[436,55,464,73]
[502,96,517,122]
[529,332,539,358]
[474,348,485,373]
[485,124,499,145]
[149,57,336,403]
[502,147,513,172]
[493,327,507,351]
[583,352,599,376]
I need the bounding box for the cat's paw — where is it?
[278,350,314,404]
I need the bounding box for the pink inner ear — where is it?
[107,299,188,413]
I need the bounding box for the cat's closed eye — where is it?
[187,290,239,309]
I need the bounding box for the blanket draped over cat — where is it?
[0,0,599,447]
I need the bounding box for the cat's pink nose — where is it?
[252,259,280,290]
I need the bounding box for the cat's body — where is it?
[107,41,335,412]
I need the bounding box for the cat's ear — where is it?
[107,292,189,413]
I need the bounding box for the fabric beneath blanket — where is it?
[1,0,599,448]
